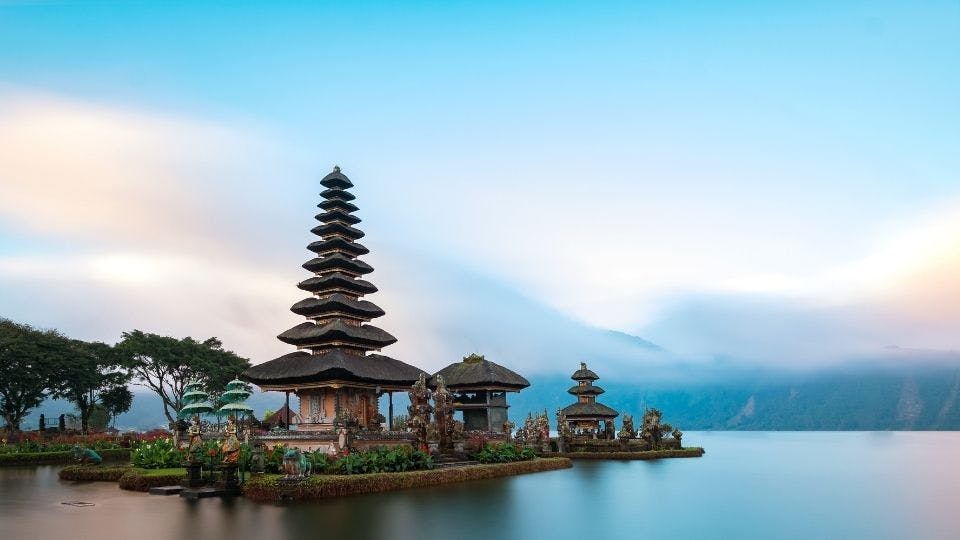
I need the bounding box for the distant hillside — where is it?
[509,363,960,430]
[23,391,286,432]
[22,361,960,432]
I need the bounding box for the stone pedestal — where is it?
[221,465,241,496]
[184,463,204,488]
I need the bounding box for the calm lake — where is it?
[2,432,959,540]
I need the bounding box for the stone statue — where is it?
[282,448,312,478]
[536,410,550,443]
[407,373,433,451]
[433,375,454,452]
[187,415,203,463]
[337,426,351,454]
[603,419,614,440]
[220,415,241,465]
[72,445,102,465]
[618,414,635,439]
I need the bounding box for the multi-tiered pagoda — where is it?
[243,167,426,431]
[560,362,618,438]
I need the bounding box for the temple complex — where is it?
[431,354,529,433]
[560,362,618,438]
[243,167,427,433]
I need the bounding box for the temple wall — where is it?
[296,387,380,428]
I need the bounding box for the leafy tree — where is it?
[0,319,66,435]
[49,340,131,434]
[101,384,134,427]
[116,330,251,424]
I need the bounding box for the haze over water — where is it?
[4,432,959,540]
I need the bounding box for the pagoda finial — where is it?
[333,165,341,173]
[580,361,587,370]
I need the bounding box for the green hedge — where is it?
[558,448,704,460]
[58,465,132,481]
[118,468,187,491]
[244,457,573,502]
[0,448,130,466]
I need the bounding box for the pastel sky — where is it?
[0,1,958,376]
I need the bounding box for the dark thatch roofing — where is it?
[243,350,427,387]
[302,254,374,275]
[560,402,619,418]
[320,168,353,189]
[277,321,397,348]
[320,188,355,201]
[430,354,529,390]
[307,238,370,257]
[290,294,385,319]
[297,272,377,295]
[263,405,299,427]
[319,199,359,213]
[316,210,361,225]
[567,385,605,396]
[571,362,599,381]
[311,222,365,240]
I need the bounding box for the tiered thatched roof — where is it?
[243,167,426,389]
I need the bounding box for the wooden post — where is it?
[388,392,394,431]
[284,391,290,429]
[486,390,492,432]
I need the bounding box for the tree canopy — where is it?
[49,340,131,434]
[116,330,251,424]
[0,319,70,434]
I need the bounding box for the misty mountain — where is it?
[22,361,960,431]
[510,362,960,430]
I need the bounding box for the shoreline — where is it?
[552,447,705,460]
[244,458,573,502]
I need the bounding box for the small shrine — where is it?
[431,354,529,433]
[242,167,427,449]
[560,362,618,439]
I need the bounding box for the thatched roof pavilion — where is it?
[431,354,529,433]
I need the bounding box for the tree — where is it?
[49,340,131,434]
[116,330,251,424]
[0,319,66,435]
[101,385,134,428]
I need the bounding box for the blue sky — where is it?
[0,1,958,375]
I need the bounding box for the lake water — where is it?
[2,432,959,540]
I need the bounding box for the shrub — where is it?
[472,443,536,464]
[131,438,185,469]
[118,468,186,491]
[0,448,129,466]
[244,458,572,502]
[334,446,433,475]
[59,465,131,481]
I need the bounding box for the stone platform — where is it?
[148,485,183,496]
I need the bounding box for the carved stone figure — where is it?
[603,419,614,440]
[407,373,433,450]
[282,447,312,478]
[433,375,454,452]
[618,414,635,439]
[535,410,550,442]
[72,445,102,465]
[187,415,203,463]
[220,415,241,465]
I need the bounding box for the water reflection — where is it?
[2,432,960,539]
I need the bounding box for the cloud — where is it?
[641,200,960,363]
[1,88,958,376]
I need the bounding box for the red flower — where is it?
[207,449,217,457]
